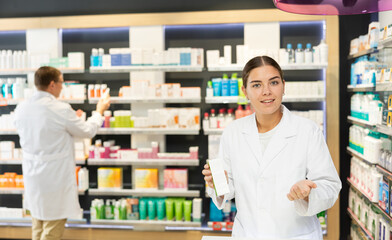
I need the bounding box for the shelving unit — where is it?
[347,176,392,223]
[348,48,378,59]
[347,84,375,92]
[203,129,224,135]
[347,116,375,129]
[0,130,17,135]
[87,158,199,166]
[346,146,376,166]
[347,208,374,240]
[89,65,203,73]
[0,8,340,240]
[90,219,201,229]
[376,82,392,92]
[89,97,201,104]
[376,124,392,136]
[0,189,24,195]
[378,37,392,49]
[0,67,84,75]
[96,128,200,135]
[0,98,85,106]
[88,189,200,197]
[0,188,86,195]
[0,160,22,165]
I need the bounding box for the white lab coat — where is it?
[207,105,341,239]
[14,91,103,220]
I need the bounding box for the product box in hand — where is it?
[135,168,158,189]
[164,169,188,190]
[98,168,122,189]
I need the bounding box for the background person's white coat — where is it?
[207,106,341,239]
[14,91,103,220]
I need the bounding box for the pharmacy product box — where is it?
[164,169,188,190]
[135,168,158,189]
[97,168,123,189]
[379,175,390,213]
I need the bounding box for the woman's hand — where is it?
[202,163,214,188]
[287,180,317,202]
[202,163,228,188]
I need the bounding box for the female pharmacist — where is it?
[202,56,341,239]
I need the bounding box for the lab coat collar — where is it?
[33,90,56,101]
[241,105,297,173]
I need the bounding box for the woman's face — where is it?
[242,65,285,116]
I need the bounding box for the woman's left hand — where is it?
[287,180,317,202]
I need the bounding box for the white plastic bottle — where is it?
[295,43,304,64]
[217,109,226,129]
[203,112,210,130]
[350,93,359,118]
[6,50,13,69]
[225,108,235,126]
[0,50,6,69]
[78,167,89,191]
[319,39,328,64]
[209,109,218,129]
[381,134,392,152]
[305,43,313,64]
[286,44,295,64]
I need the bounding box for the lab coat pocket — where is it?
[274,167,316,238]
[23,152,73,195]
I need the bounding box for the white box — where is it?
[118,149,138,160]
[74,140,85,151]
[67,52,85,69]
[223,45,232,65]
[131,49,143,65]
[75,150,85,160]
[181,87,201,98]
[13,149,22,159]
[207,159,230,197]
[0,141,14,151]
[206,50,220,67]
[0,151,13,159]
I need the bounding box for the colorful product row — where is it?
[91,197,202,222]
[97,168,189,190]
[0,172,23,188]
[90,47,204,67]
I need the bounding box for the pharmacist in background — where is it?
[14,66,110,240]
[202,56,341,239]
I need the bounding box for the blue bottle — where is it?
[212,78,222,97]
[221,74,230,97]
[90,48,99,67]
[229,73,239,96]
